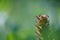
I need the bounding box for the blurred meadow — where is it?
[0,0,60,40]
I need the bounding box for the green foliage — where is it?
[0,0,60,40]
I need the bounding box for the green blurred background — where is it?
[0,0,60,40]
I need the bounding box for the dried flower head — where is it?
[36,14,49,27]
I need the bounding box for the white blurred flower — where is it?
[0,11,8,26]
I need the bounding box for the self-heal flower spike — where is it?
[36,14,49,40]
